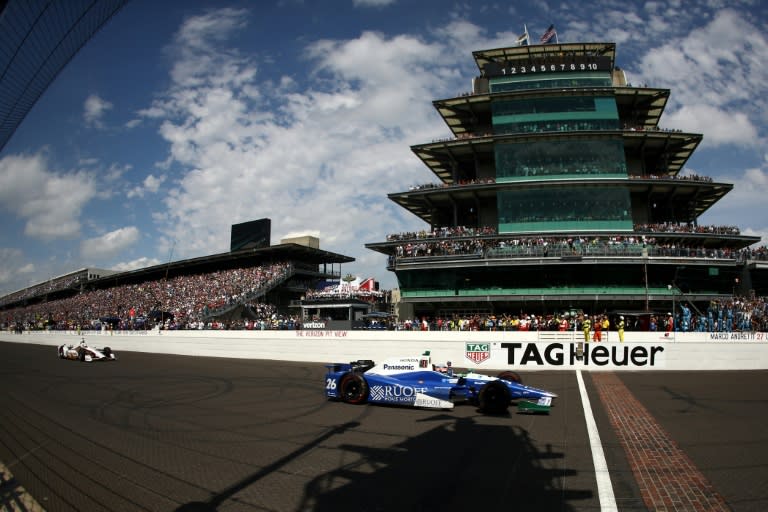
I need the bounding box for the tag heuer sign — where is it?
[466,343,490,364]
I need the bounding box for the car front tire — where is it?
[478,380,510,414]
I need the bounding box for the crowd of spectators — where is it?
[740,246,768,261]
[635,223,740,235]
[676,297,768,333]
[3,239,766,335]
[404,173,715,195]
[427,121,695,142]
[3,263,291,331]
[389,233,750,261]
[391,295,768,333]
[0,272,87,308]
[386,226,496,242]
[381,223,761,262]
[628,173,713,182]
[408,178,495,191]
[386,222,743,243]
[304,286,383,302]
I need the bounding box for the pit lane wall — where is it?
[3,329,768,371]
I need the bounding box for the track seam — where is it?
[591,372,731,511]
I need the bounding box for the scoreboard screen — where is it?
[231,218,271,251]
[484,55,612,78]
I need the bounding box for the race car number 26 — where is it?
[325,378,337,390]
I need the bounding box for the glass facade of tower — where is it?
[495,139,627,181]
[490,72,612,92]
[492,96,620,135]
[497,187,632,233]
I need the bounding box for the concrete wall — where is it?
[4,328,768,371]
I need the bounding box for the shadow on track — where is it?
[174,421,361,512]
[175,413,591,511]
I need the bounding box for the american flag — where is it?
[540,24,557,44]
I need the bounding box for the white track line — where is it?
[576,370,618,511]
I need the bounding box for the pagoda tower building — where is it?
[366,42,761,321]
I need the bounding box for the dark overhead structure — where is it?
[0,0,130,152]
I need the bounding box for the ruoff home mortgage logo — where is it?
[465,342,490,364]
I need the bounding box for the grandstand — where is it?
[0,267,118,308]
[0,228,356,330]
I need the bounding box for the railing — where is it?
[391,244,738,265]
[400,286,719,298]
[202,265,295,320]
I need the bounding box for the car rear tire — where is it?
[339,373,368,404]
[103,347,112,357]
[497,370,522,384]
[478,380,510,414]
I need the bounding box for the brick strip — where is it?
[591,372,730,512]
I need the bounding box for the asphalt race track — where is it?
[0,340,766,512]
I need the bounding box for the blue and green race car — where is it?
[325,351,557,414]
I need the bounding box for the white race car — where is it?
[58,339,116,362]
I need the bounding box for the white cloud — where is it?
[0,248,25,286]
[664,104,758,148]
[700,167,768,233]
[142,8,453,282]
[0,248,38,294]
[83,94,113,128]
[80,226,141,260]
[633,9,766,147]
[127,174,166,198]
[169,8,254,89]
[0,153,96,240]
[111,256,162,272]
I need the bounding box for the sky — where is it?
[0,0,767,296]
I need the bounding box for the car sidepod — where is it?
[326,365,454,410]
[363,371,455,409]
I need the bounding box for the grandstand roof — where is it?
[411,130,702,185]
[0,0,129,152]
[91,243,355,287]
[435,87,670,138]
[385,176,733,228]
